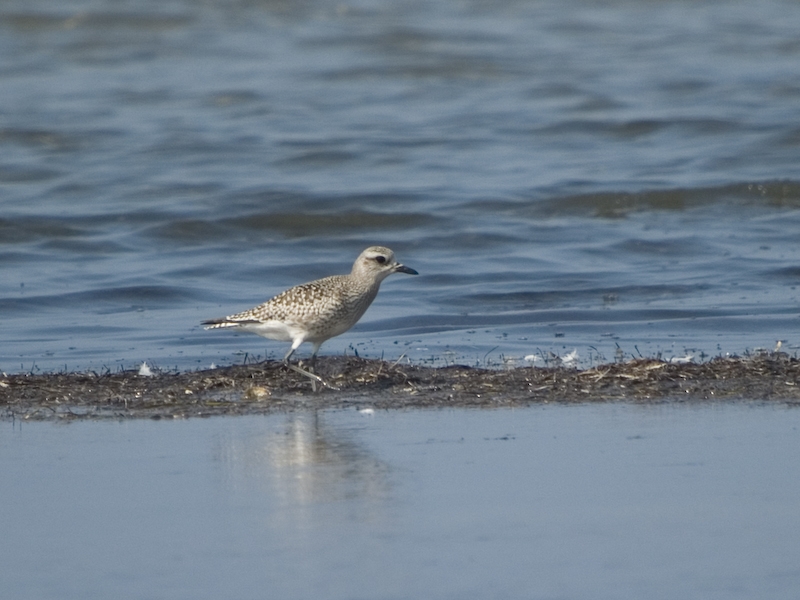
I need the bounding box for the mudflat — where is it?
[3,353,800,421]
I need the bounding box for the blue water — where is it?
[2,0,800,372]
[2,405,799,600]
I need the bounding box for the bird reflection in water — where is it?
[212,412,393,524]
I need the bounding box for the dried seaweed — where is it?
[2,353,799,421]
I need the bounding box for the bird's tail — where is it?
[202,318,260,330]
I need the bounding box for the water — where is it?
[2,404,799,599]
[2,0,800,372]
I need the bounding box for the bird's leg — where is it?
[282,347,335,392]
[305,352,319,392]
[303,342,324,374]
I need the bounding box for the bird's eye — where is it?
[374,255,387,264]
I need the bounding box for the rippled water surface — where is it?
[2,0,800,371]
[2,405,800,600]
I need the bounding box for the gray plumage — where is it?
[202,246,417,365]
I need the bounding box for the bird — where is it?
[202,246,418,389]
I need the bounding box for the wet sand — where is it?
[3,352,800,420]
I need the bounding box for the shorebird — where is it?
[202,246,417,389]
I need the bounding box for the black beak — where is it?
[395,264,418,275]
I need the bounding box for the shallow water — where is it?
[2,0,800,372]
[2,404,799,600]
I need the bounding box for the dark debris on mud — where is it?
[3,353,800,421]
